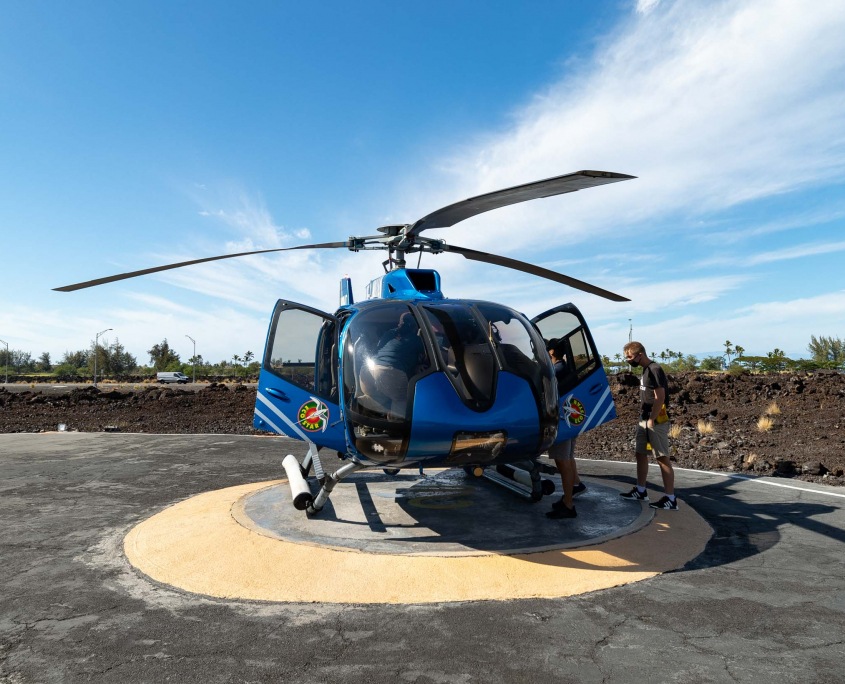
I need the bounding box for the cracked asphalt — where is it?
[1,432,844,683]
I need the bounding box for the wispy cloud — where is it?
[192,185,311,250]
[636,0,662,14]
[697,239,845,268]
[410,0,845,255]
[703,206,845,246]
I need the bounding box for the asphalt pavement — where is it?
[1,433,844,683]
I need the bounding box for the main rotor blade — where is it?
[53,241,350,292]
[407,170,634,237]
[445,244,630,302]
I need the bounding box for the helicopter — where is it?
[56,170,634,515]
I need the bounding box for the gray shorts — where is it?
[635,420,671,459]
[549,438,576,462]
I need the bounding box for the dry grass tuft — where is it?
[766,402,781,415]
[696,420,715,436]
[757,415,774,432]
[669,424,683,439]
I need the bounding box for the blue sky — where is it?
[2,0,844,367]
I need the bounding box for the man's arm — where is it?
[646,365,666,426]
[650,386,666,422]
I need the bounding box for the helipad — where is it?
[124,467,712,603]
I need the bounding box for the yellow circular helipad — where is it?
[124,473,712,604]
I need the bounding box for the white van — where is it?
[157,372,190,384]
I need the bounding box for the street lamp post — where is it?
[185,334,196,384]
[94,328,112,388]
[0,338,8,385]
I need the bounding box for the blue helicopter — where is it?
[56,170,634,514]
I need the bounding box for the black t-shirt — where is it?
[639,362,669,420]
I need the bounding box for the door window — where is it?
[532,308,600,393]
[264,305,337,401]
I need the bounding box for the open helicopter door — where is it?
[254,300,347,453]
[531,304,617,442]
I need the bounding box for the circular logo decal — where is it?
[298,398,329,432]
[564,397,586,426]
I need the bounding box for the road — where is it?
[1,433,843,683]
[0,382,255,395]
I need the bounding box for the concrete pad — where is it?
[124,470,712,603]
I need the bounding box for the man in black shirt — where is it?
[619,341,678,510]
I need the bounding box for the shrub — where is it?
[757,415,774,432]
[696,420,714,436]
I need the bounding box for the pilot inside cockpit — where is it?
[352,309,429,421]
[374,312,424,375]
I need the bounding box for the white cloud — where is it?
[407,0,845,256]
[638,290,845,358]
[636,0,662,14]
[696,239,845,268]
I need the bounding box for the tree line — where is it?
[0,337,260,381]
[1,334,843,382]
[600,335,845,373]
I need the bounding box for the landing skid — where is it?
[282,443,366,515]
[282,446,556,514]
[471,461,556,502]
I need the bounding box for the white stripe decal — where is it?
[256,391,311,442]
[575,386,613,434]
[582,390,615,435]
[253,407,290,437]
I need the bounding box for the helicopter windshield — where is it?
[420,303,496,411]
[422,302,553,412]
[344,304,431,419]
[342,300,554,463]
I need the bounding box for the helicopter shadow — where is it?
[586,470,844,573]
[299,468,653,558]
[310,467,845,575]
[242,466,843,575]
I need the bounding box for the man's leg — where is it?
[548,440,577,517]
[636,451,649,488]
[656,456,675,496]
[554,458,575,509]
[651,423,675,498]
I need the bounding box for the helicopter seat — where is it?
[370,365,408,419]
[462,343,496,399]
[352,334,379,397]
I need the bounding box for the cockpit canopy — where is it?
[342,300,555,461]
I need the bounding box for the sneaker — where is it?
[620,487,649,501]
[649,496,678,510]
[546,504,577,519]
[550,483,587,512]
